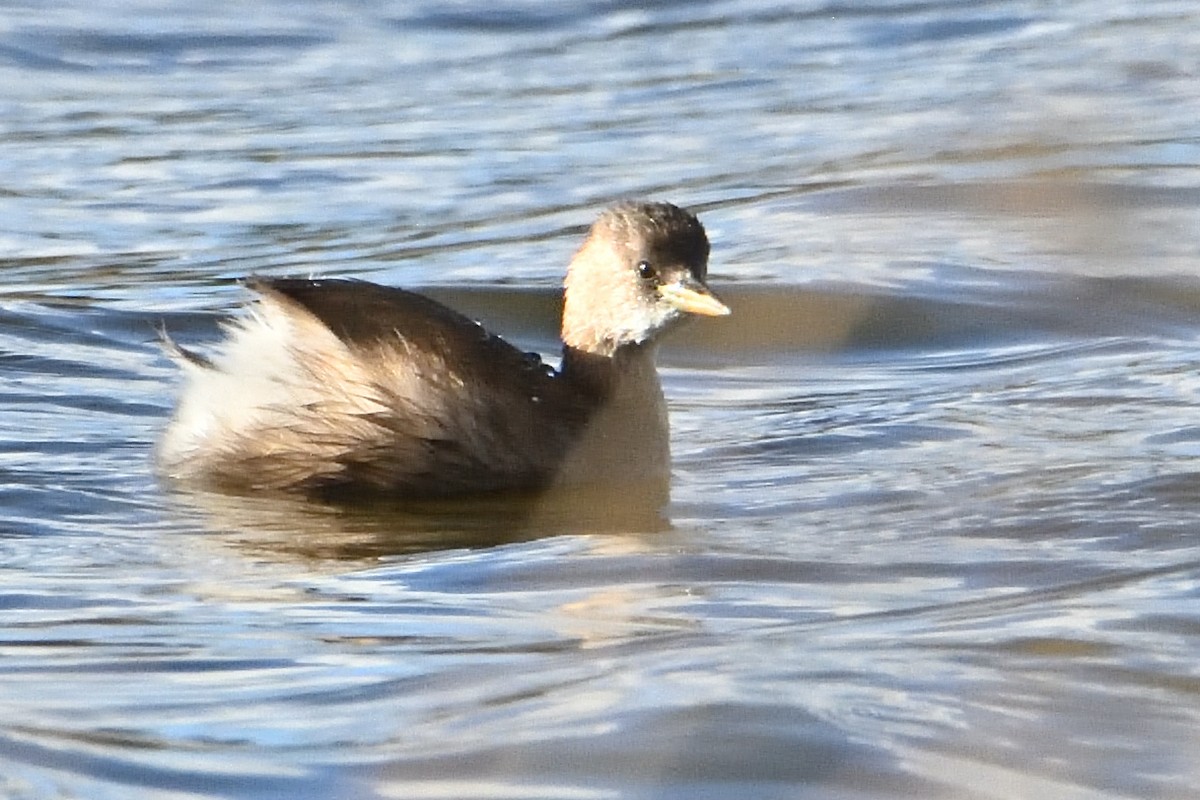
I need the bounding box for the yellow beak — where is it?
[658,280,731,317]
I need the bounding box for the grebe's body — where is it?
[158,201,728,498]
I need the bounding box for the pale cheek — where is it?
[619,303,678,344]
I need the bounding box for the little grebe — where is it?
[158,201,729,498]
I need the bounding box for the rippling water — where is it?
[4,1,1200,798]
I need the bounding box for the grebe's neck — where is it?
[560,341,660,399]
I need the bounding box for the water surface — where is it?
[3,1,1200,798]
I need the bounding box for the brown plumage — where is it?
[157,201,729,499]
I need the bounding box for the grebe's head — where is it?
[562,201,729,356]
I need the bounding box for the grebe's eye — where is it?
[636,260,657,281]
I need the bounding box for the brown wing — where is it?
[249,278,596,495]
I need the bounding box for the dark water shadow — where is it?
[422,269,1200,369]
